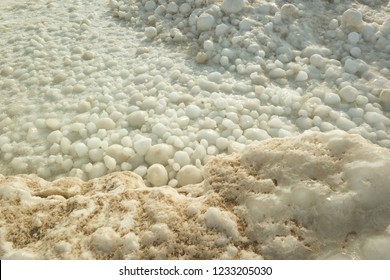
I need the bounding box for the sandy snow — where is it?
[1,0,390,259]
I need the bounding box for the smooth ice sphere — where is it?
[295,71,308,82]
[152,123,167,136]
[344,58,359,74]
[127,111,148,128]
[179,3,191,15]
[348,32,360,44]
[324,92,341,105]
[244,128,270,140]
[147,164,168,186]
[350,46,361,57]
[186,104,202,119]
[104,155,117,170]
[342,8,363,28]
[144,26,157,39]
[379,89,390,109]
[145,143,175,165]
[176,165,203,186]
[174,151,191,167]
[221,0,245,14]
[197,129,219,145]
[280,3,299,18]
[239,19,252,31]
[73,142,89,157]
[216,23,229,36]
[45,118,61,130]
[268,68,286,79]
[216,137,229,151]
[133,138,151,155]
[329,19,339,30]
[96,118,116,130]
[339,85,359,102]
[336,117,356,130]
[87,137,101,149]
[88,162,107,179]
[47,130,62,143]
[203,40,214,52]
[105,144,129,163]
[144,0,156,11]
[197,13,215,31]
[310,54,325,68]
[167,2,178,13]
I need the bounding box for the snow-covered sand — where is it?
[1,0,390,259]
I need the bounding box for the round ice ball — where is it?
[174,151,191,167]
[145,143,175,165]
[342,8,363,28]
[145,26,157,39]
[176,165,204,186]
[221,0,246,14]
[147,164,168,186]
[197,13,215,31]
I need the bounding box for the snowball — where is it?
[197,129,219,145]
[147,164,168,186]
[174,151,191,167]
[329,19,339,30]
[295,71,308,82]
[310,54,325,68]
[379,89,390,109]
[216,23,229,37]
[336,117,356,131]
[133,137,152,155]
[152,123,167,137]
[176,165,204,186]
[166,2,178,13]
[268,68,286,79]
[197,13,215,31]
[339,85,359,102]
[324,92,341,105]
[195,52,208,64]
[127,111,148,128]
[104,155,117,170]
[73,142,88,157]
[221,0,246,14]
[344,58,359,74]
[350,47,361,57]
[244,128,270,141]
[96,118,116,130]
[45,118,61,130]
[179,3,191,15]
[47,130,63,143]
[105,144,129,163]
[87,137,101,149]
[280,4,299,18]
[348,32,360,44]
[145,144,175,165]
[203,40,214,52]
[144,26,157,39]
[186,104,202,119]
[342,8,363,28]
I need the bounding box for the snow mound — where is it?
[1,130,390,259]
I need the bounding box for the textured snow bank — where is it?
[1,130,390,259]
